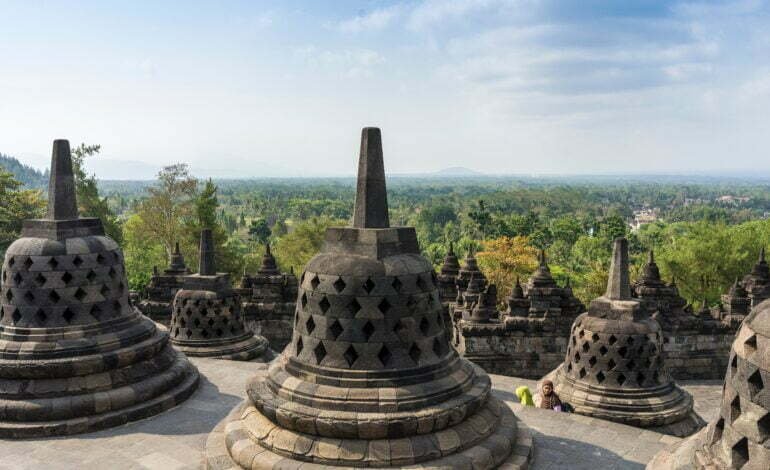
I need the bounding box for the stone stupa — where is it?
[0,140,199,437]
[546,238,704,436]
[137,241,189,324]
[648,296,770,468]
[204,127,533,469]
[168,229,270,361]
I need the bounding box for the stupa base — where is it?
[0,355,199,438]
[646,425,720,469]
[546,366,705,437]
[204,396,532,470]
[172,334,272,362]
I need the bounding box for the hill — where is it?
[0,153,48,188]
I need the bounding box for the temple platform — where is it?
[0,357,722,470]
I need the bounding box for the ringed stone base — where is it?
[172,334,272,362]
[204,399,533,470]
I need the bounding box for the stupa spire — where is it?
[605,237,631,300]
[198,229,215,275]
[538,249,547,267]
[760,246,766,263]
[352,127,389,229]
[46,140,79,220]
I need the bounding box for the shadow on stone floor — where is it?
[529,432,646,470]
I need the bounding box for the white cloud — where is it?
[336,4,405,33]
[294,46,386,78]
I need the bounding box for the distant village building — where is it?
[715,194,750,204]
[236,242,298,351]
[629,208,659,231]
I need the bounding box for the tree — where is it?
[70,143,123,243]
[121,214,167,291]
[273,217,344,274]
[248,218,271,244]
[0,168,45,254]
[468,200,492,239]
[476,236,539,301]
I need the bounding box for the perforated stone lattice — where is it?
[563,318,666,388]
[0,248,129,328]
[291,269,446,370]
[169,294,245,341]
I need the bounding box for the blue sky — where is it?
[1,0,769,178]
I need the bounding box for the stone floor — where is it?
[0,357,723,470]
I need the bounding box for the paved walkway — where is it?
[0,358,723,470]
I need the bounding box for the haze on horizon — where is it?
[1,0,769,179]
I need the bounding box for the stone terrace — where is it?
[0,357,722,470]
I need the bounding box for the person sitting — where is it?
[515,385,535,406]
[536,379,563,411]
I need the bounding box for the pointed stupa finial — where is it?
[46,139,79,220]
[565,276,571,288]
[468,245,475,258]
[174,241,181,255]
[198,228,216,275]
[353,127,389,229]
[448,241,455,256]
[760,246,766,263]
[648,249,655,264]
[265,241,272,256]
[605,237,631,300]
[538,249,547,267]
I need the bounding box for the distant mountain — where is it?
[432,167,483,177]
[0,153,48,188]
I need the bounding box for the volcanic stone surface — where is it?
[0,140,199,438]
[204,127,533,469]
[648,297,770,469]
[137,242,189,324]
[169,229,270,361]
[546,238,705,437]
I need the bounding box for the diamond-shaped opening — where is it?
[108,267,117,279]
[348,298,361,315]
[574,352,581,362]
[101,285,110,297]
[591,333,600,342]
[419,317,430,336]
[757,412,770,438]
[201,329,209,338]
[49,291,60,303]
[90,305,102,319]
[567,363,573,372]
[608,358,616,370]
[208,318,215,327]
[62,308,75,323]
[310,274,320,290]
[627,359,636,370]
[186,329,193,338]
[296,337,304,355]
[8,257,15,267]
[86,270,96,282]
[305,316,316,334]
[13,272,23,285]
[113,300,122,312]
[378,345,392,366]
[579,367,586,378]
[596,371,605,383]
[72,255,83,267]
[416,275,428,291]
[409,343,422,364]
[47,257,58,269]
[193,318,201,327]
[617,373,626,385]
[35,309,47,325]
[333,277,346,293]
[11,308,21,324]
[744,334,757,354]
[393,319,406,335]
[572,336,577,346]
[653,370,660,382]
[34,273,46,286]
[391,277,403,292]
[96,254,106,265]
[433,337,444,357]
[301,292,308,309]
[74,288,87,302]
[608,335,617,345]
[318,296,331,314]
[313,342,326,364]
[578,329,585,338]
[730,437,749,468]
[343,345,358,367]
[730,395,741,423]
[627,337,634,345]
[200,308,208,317]
[5,290,12,301]
[215,328,223,337]
[329,319,344,339]
[747,369,764,399]
[588,356,597,367]
[581,342,590,353]
[362,320,375,340]
[730,354,739,377]
[599,345,608,356]
[180,318,187,328]
[363,278,375,294]
[378,298,391,314]
[222,316,229,325]
[618,346,628,358]
[643,357,651,368]
[24,291,34,302]
[636,372,646,385]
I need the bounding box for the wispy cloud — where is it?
[335,4,405,33]
[294,46,386,78]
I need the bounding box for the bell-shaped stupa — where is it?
[204,128,533,469]
[169,229,270,361]
[648,297,770,468]
[546,238,704,436]
[0,140,199,437]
